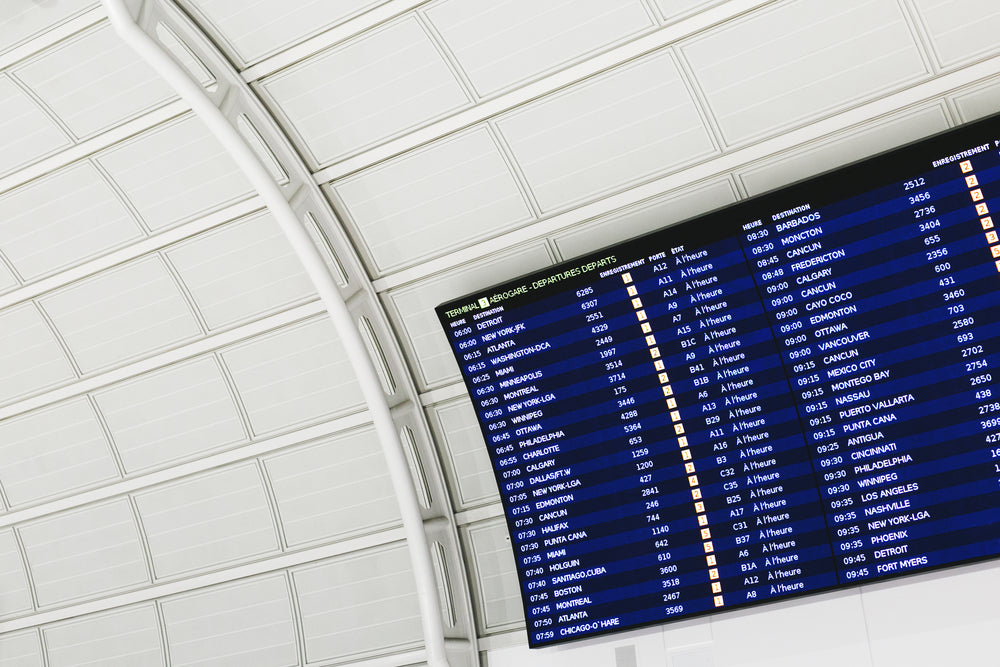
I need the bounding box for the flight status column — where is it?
[743,147,1000,583]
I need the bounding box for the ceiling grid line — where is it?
[29,300,83,379]
[254,458,290,553]
[668,44,730,152]
[125,494,158,586]
[155,251,211,336]
[210,350,255,442]
[412,9,481,102]
[84,393,128,479]
[481,122,543,220]
[897,0,944,76]
[152,600,172,667]
[9,525,40,615]
[282,570,308,667]
[87,156,159,236]
[1,71,78,143]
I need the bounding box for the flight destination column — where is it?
[746,148,1000,583]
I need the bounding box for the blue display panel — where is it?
[436,114,1000,647]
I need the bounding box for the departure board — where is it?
[436,113,1000,647]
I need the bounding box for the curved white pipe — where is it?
[100,2,450,665]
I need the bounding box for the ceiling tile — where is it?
[39,256,202,374]
[426,0,652,96]
[263,426,400,547]
[220,317,364,435]
[0,75,70,176]
[681,0,928,145]
[426,397,498,509]
[332,127,533,274]
[94,356,246,473]
[0,530,33,619]
[462,518,523,633]
[497,50,716,212]
[160,574,297,667]
[294,544,422,663]
[654,0,725,21]
[0,303,76,406]
[13,22,175,138]
[0,0,96,56]
[0,397,119,507]
[0,629,43,667]
[96,115,255,232]
[134,463,278,579]
[0,161,143,281]
[18,499,149,607]
[165,212,315,330]
[44,604,164,667]
[261,17,470,165]
[913,0,1000,68]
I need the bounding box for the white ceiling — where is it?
[1,0,1000,665]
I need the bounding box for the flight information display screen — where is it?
[436,114,1000,647]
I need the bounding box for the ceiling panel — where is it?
[0,303,76,406]
[134,463,278,579]
[0,1,97,55]
[462,518,522,634]
[739,103,951,197]
[952,78,1000,123]
[0,74,70,177]
[220,317,364,435]
[551,177,739,260]
[0,529,33,619]
[12,22,176,139]
[0,161,143,282]
[497,50,717,212]
[0,629,43,667]
[426,397,498,510]
[160,574,297,667]
[18,499,149,607]
[165,212,315,330]
[654,0,725,22]
[262,16,471,165]
[331,127,533,274]
[95,115,255,232]
[179,0,387,65]
[681,0,928,145]
[293,544,422,663]
[0,397,119,508]
[0,259,19,294]
[425,0,652,96]
[913,0,1000,68]
[39,256,202,374]
[383,242,552,391]
[43,604,164,667]
[262,426,400,548]
[93,356,246,473]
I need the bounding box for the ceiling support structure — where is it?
[100,2,452,665]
